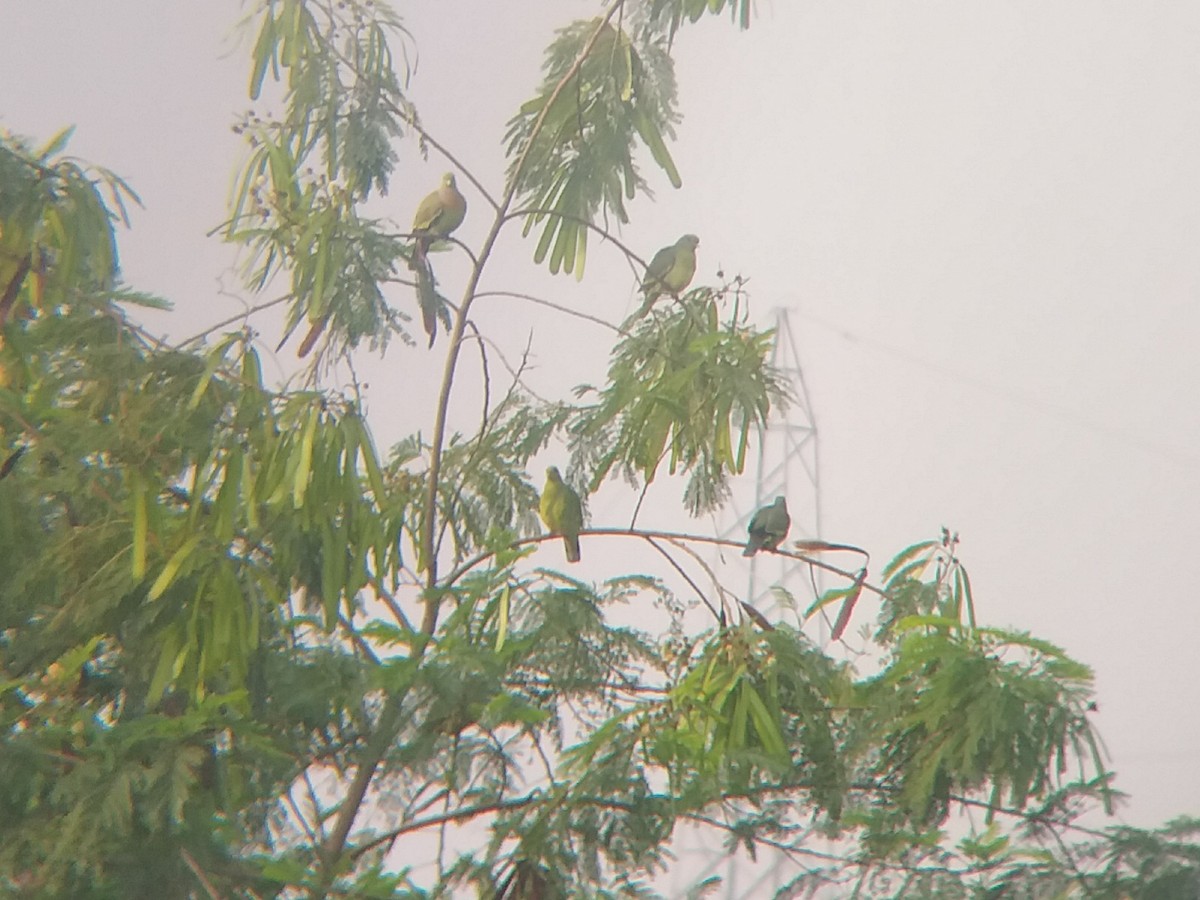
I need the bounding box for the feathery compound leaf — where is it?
[882,539,938,581]
[572,301,784,513]
[507,18,681,277]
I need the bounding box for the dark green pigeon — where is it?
[743,496,790,557]
[633,233,699,318]
[539,466,584,563]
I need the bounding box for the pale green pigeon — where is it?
[635,233,699,317]
[539,466,583,563]
[743,496,790,557]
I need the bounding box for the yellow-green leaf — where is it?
[188,332,239,410]
[728,680,750,751]
[147,627,183,703]
[214,448,244,543]
[617,34,634,102]
[307,230,330,316]
[130,475,148,580]
[35,125,75,161]
[353,414,387,505]
[744,684,787,759]
[242,453,260,532]
[292,404,319,508]
[734,413,751,473]
[242,345,263,389]
[633,108,682,189]
[574,219,588,281]
[249,8,279,100]
[495,585,511,652]
[148,535,202,601]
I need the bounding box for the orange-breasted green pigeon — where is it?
[635,233,699,317]
[411,172,467,346]
[743,496,790,557]
[412,172,467,259]
[539,466,583,563]
[296,173,467,356]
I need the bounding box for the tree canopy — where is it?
[2,2,1198,898]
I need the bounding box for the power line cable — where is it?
[793,308,1200,470]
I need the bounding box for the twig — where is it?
[181,848,223,900]
[285,786,322,846]
[338,613,381,665]
[440,528,880,601]
[174,293,292,349]
[645,537,721,622]
[627,444,673,530]
[474,289,626,336]
[459,329,549,404]
[369,576,417,634]
[302,770,330,843]
[660,534,742,618]
[431,317,496,560]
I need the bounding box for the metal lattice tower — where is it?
[721,307,823,615]
[673,307,824,899]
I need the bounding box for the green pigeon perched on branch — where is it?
[410,172,467,347]
[294,173,466,357]
[539,466,584,563]
[743,496,790,557]
[634,233,699,318]
[412,172,467,259]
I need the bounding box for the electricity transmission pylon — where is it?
[674,306,824,899]
[720,306,822,618]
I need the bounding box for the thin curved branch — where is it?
[627,444,673,530]
[439,527,880,602]
[460,329,549,404]
[645,536,721,622]
[380,228,480,271]
[173,292,292,349]
[473,289,625,336]
[431,317,495,559]
[180,848,222,900]
[660,533,743,618]
[431,329,543,566]
[285,787,322,848]
[348,778,1110,877]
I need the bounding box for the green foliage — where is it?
[863,623,1104,826]
[231,0,415,353]
[505,16,681,279]
[243,0,411,198]
[430,395,572,563]
[571,288,786,513]
[0,128,142,328]
[2,4,1193,899]
[641,0,754,41]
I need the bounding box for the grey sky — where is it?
[3,0,1197,838]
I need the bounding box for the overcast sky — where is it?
[3,0,1198,843]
